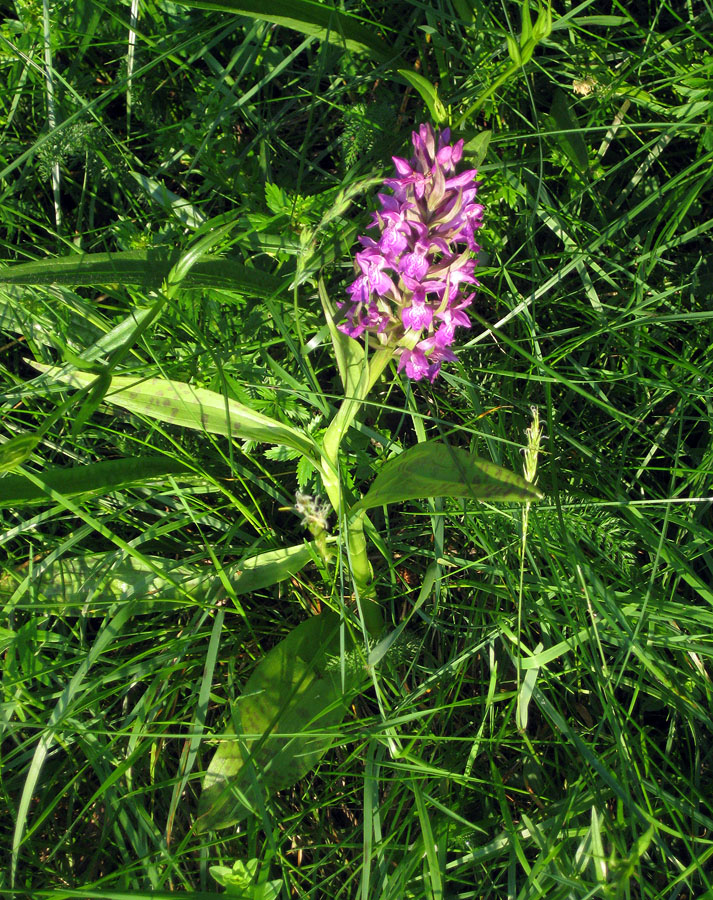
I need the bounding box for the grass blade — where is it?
[172,0,396,62]
[0,250,285,297]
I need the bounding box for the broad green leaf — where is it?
[451,0,474,21]
[352,442,543,513]
[212,858,258,889]
[197,610,366,830]
[532,1,553,42]
[0,625,16,654]
[0,542,322,614]
[463,130,492,166]
[69,369,112,437]
[546,88,589,173]
[516,641,543,731]
[0,456,193,508]
[569,15,628,25]
[210,858,281,898]
[506,33,522,66]
[29,362,319,463]
[0,434,41,472]
[172,1,396,64]
[318,277,361,393]
[0,249,284,298]
[254,883,281,900]
[397,69,447,124]
[519,35,537,66]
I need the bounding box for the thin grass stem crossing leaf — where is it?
[352,442,542,513]
[197,611,367,830]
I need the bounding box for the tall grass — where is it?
[1,1,712,897]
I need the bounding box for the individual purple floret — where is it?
[338,123,483,382]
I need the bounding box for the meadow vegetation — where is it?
[1,1,712,897]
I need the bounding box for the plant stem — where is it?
[320,346,393,636]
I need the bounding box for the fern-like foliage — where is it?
[340,100,399,170]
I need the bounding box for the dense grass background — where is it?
[1,0,713,897]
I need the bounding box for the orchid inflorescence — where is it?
[338,123,484,382]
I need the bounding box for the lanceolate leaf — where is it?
[197,611,366,830]
[546,88,589,173]
[0,456,192,507]
[397,69,447,123]
[29,363,319,463]
[0,250,285,298]
[0,543,322,614]
[463,129,492,166]
[172,1,396,63]
[318,277,363,393]
[352,442,543,513]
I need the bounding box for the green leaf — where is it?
[0,434,41,472]
[69,369,112,437]
[318,277,375,398]
[0,249,285,298]
[251,879,282,900]
[222,542,325,597]
[1,542,323,614]
[197,610,366,830]
[172,0,395,63]
[210,858,282,899]
[506,34,522,67]
[463,130,492,166]
[210,859,257,890]
[451,0,474,21]
[570,15,628,25]
[397,69,447,124]
[520,0,533,45]
[532,1,553,42]
[518,36,537,66]
[254,883,281,900]
[352,442,543,513]
[264,182,289,215]
[0,456,192,508]
[29,362,319,463]
[130,172,206,229]
[546,88,589,173]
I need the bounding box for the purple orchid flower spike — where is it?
[338,123,483,381]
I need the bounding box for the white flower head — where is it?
[294,491,331,533]
[573,76,597,97]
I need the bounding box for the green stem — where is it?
[320,346,394,637]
